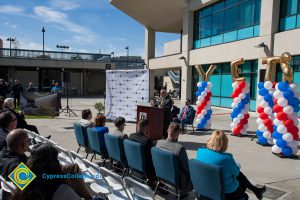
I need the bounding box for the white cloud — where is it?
[3,22,17,29]
[50,0,80,11]
[0,5,24,14]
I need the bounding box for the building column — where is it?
[180,8,194,102]
[80,71,84,95]
[149,70,156,99]
[145,26,155,66]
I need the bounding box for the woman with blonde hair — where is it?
[196,130,266,200]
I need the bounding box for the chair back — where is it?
[189,159,224,200]
[73,123,87,147]
[124,177,154,200]
[87,128,108,158]
[105,134,128,166]
[0,175,16,193]
[151,147,179,187]
[70,151,88,171]
[124,139,146,173]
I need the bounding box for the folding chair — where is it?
[0,175,16,193]
[70,151,88,172]
[56,146,74,166]
[124,177,155,200]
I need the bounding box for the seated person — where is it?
[196,130,266,200]
[0,111,17,151]
[109,116,128,139]
[156,123,193,195]
[77,109,93,128]
[174,99,194,132]
[12,143,93,200]
[128,119,155,177]
[0,129,29,200]
[0,96,5,112]
[94,114,109,134]
[171,100,180,122]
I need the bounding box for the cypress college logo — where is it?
[8,162,36,190]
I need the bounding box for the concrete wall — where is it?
[85,70,106,95]
[164,39,181,56]
[11,69,39,88]
[149,53,183,70]
[273,29,300,56]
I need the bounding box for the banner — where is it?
[21,92,58,116]
[105,69,149,122]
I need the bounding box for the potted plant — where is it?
[94,102,105,114]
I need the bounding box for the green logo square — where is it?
[8,162,36,190]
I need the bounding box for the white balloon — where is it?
[277,125,287,134]
[263,131,271,139]
[231,102,237,108]
[257,95,263,102]
[234,97,241,104]
[237,113,244,119]
[277,98,288,107]
[242,109,248,114]
[258,124,267,132]
[282,133,293,142]
[273,118,283,126]
[272,145,282,154]
[273,90,283,99]
[196,118,200,123]
[205,88,209,92]
[283,106,294,115]
[232,82,238,88]
[239,93,246,99]
[207,82,212,88]
[233,118,240,124]
[259,101,268,107]
[256,118,262,124]
[273,138,277,145]
[230,122,236,128]
[201,91,207,96]
[196,101,200,105]
[201,110,207,115]
[199,96,204,101]
[244,88,250,94]
[197,82,202,87]
[275,83,279,90]
[264,81,273,90]
[268,138,274,145]
[264,107,273,115]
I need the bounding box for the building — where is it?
[110,0,300,111]
[98,55,145,69]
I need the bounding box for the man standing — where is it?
[0,79,7,98]
[27,82,35,92]
[174,99,195,133]
[159,89,172,138]
[156,123,193,195]
[10,79,23,108]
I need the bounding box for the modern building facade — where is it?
[111,0,300,111]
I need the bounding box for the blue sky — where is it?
[0,0,179,57]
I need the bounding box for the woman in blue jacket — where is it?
[196,130,266,200]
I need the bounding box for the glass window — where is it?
[200,6,212,18]
[239,0,253,27]
[213,2,225,13]
[199,16,212,38]
[224,6,239,32]
[225,0,240,8]
[212,11,224,35]
[280,0,298,17]
[254,0,261,24]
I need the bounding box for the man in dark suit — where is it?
[128,119,155,177]
[174,99,195,133]
[10,79,23,108]
[156,123,193,195]
[159,89,172,139]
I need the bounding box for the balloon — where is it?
[258,82,264,89]
[284,119,294,128]
[207,82,212,88]
[259,113,269,120]
[259,101,268,107]
[263,131,271,139]
[276,139,287,148]
[264,81,273,90]
[238,81,246,89]
[258,136,268,145]
[294,106,300,112]
[282,133,293,142]
[263,119,272,127]
[272,131,282,140]
[268,138,274,145]
[257,106,264,113]
[197,82,202,87]
[256,130,263,136]
[256,118,262,124]
[264,107,273,115]
[277,125,287,134]
[232,81,238,88]
[277,98,288,107]
[283,106,294,115]
[282,146,293,157]
[233,118,240,124]
[259,88,269,96]
[283,90,294,100]
[277,112,288,121]
[273,90,283,99]
[196,101,200,105]
[273,119,283,126]
[258,124,267,132]
[273,104,283,113]
[278,82,289,92]
[272,145,282,154]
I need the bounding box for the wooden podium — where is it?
[136,105,164,140]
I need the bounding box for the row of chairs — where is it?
[72,124,229,200]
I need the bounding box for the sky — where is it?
[0,0,180,58]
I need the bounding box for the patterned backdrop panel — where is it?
[105,69,149,122]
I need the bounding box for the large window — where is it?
[192,60,258,111]
[280,0,300,31]
[193,0,261,49]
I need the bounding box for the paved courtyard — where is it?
[27,98,300,200]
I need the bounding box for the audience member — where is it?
[196,130,266,200]
[174,99,195,132]
[77,109,93,128]
[170,100,180,122]
[12,143,92,200]
[156,123,193,195]
[94,114,109,134]
[0,129,29,200]
[159,89,172,138]
[0,79,7,98]
[0,111,17,151]
[109,116,127,139]
[0,96,5,111]
[128,119,155,177]
[10,79,23,108]
[27,82,35,92]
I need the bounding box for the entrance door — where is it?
[39,69,61,92]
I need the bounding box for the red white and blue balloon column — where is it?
[194,65,216,130]
[230,58,250,136]
[256,81,276,145]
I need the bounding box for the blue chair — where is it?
[151,147,180,200]
[73,123,89,158]
[86,128,109,162]
[189,159,225,200]
[124,139,148,183]
[104,134,128,177]
[185,108,196,134]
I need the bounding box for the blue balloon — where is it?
[272,131,282,140]
[276,139,287,148]
[278,82,289,92]
[197,124,204,129]
[259,88,269,96]
[258,82,264,89]
[283,90,294,100]
[294,106,300,112]
[206,115,211,120]
[256,130,263,137]
[273,125,278,132]
[289,98,300,106]
[207,110,212,115]
[282,146,293,157]
[196,91,200,96]
[264,94,272,103]
[238,103,244,110]
[202,82,207,88]
[198,86,203,93]
[231,112,235,119]
[258,136,268,145]
[246,93,250,99]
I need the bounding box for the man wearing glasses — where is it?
[0,111,17,151]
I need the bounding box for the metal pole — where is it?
[42,27,45,56]
[9,39,11,56]
[127,47,129,67]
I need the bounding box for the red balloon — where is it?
[292,133,299,140]
[274,98,278,105]
[259,113,268,120]
[207,92,212,97]
[277,112,288,121]
[273,104,283,113]
[284,119,294,128]
[272,82,277,88]
[257,106,264,113]
[244,113,250,119]
[233,127,241,135]
[204,95,211,101]
[238,81,246,89]
[231,90,238,98]
[263,119,272,127]
[288,126,299,135]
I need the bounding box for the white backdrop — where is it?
[105,69,149,122]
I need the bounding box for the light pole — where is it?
[56,45,69,59]
[110,52,114,61]
[125,46,129,67]
[6,37,15,56]
[42,27,45,57]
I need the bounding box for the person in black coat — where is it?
[159,89,173,139]
[10,80,23,108]
[0,79,7,98]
